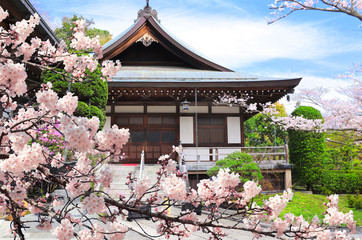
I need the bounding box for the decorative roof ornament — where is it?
[135,2,160,23]
[136,33,158,47]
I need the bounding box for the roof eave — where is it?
[21,0,59,44]
[108,77,302,90]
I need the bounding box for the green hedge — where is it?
[316,170,362,194]
[288,106,325,190]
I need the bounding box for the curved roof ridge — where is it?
[102,18,141,49]
[101,5,232,72]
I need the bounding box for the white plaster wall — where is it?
[104,116,111,130]
[115,106,144,113]
[106,106,111,113]
[148,106,176,113]
[212,106,239,114]
[180,116,194,144]
[179,106,208,113]
[227,117,241,144]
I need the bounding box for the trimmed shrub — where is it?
[316,170,362,194]
[207,151,263,184]
[347,194,362,209]
[74,102,106,128]
[288,106,325,190]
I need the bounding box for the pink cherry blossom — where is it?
[52,219,73,240]
[133,176,151,199]
[161,173,187,201]
[82,193,106,215]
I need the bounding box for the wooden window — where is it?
[198,117,225,145]
[130,131,144,143]
[116,116,143,126]
[129,117,143,125]
[162,131,176,143]
[148,117,162,125]
[146,131,161,143]
[148,116,176,125]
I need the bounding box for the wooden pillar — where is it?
[240,115,245,147]
[285,169,292,190]
[111,102,115,126]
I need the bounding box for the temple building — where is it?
[101,4,301,190]
[2,0,300,191]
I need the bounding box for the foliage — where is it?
[74,102,106,129]
[324,142,361,171]
[207,151,263,184]
[245,102,288,146]
[253,192,362,226]
[288,106,325,190]
[54,15,112,46]
[315,170,362,194]
[347,193,362,209]
[291,105,324,121]
[42,67,108,129]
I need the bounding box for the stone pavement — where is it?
[0,218,152,240]
[0,208,361,240]
[0,206,275,240]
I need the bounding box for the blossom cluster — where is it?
[268,0,362,24]
[82,193,107,215]
[52,219,73,240]
[197,168,241,206]
[161,174,187,201]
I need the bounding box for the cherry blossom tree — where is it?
[0,7,357,240]
[296,81,361,133]
[268,0,362,24]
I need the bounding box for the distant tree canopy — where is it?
[244,102,288,146]
[54,15,112,46]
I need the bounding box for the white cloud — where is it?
[159,15,361,69]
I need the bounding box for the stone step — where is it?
[107,164,161,198]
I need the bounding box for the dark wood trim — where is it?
[176,101,180,145]
[208,102,212,115]
[240,115,245,147]
[111,102,115,126]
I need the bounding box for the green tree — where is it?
[207,151,263,184]
[245,102,288,146]
[54,15,112,46]
[48,15,111,129]
[41,67,108,129]
[288,106,325,190]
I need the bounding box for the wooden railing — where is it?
[182,145,289,165]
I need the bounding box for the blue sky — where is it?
[31,0,361,111]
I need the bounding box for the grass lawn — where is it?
[253,192,361,226]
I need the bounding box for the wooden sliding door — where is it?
[115,115,177,164]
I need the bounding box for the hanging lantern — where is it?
[181,99,190,110]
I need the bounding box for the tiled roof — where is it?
[111,67,295,83]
